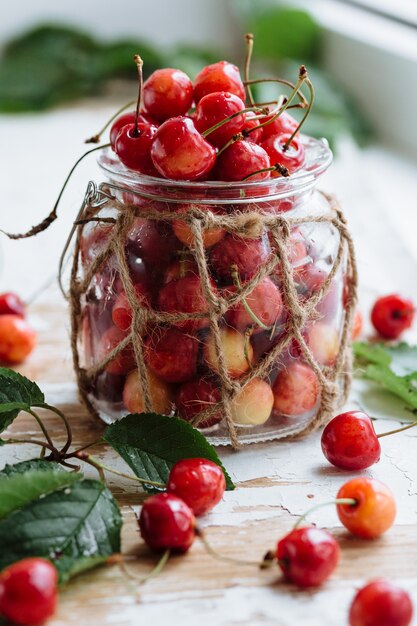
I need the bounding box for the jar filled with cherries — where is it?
[73,45,356,446]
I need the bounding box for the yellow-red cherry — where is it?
[0,558,57,626]
[349,579,413,626]
[321,411,381,471]
[139,493,196,553]
[336,477,396,539]
[167,458,226,516]
[193,60,246,104]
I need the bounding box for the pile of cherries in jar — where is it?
[81,52,345,432]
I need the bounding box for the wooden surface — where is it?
[1,104,417,625]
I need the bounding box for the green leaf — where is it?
[0,479,122,583]
[0,368,44,433]
[354,341,417,410]
[104,413,235,492]
[0,460,81,519]
[247,6,322,63]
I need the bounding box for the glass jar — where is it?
[73,135,355,446]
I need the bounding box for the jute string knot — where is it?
[67,183,358,449]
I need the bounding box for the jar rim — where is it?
[97,135,332,203]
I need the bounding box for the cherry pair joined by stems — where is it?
[321,410,417,471]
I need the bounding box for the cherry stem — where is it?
[196,527,273,568]
[118,550,171,586]
[244,77,308,107]
[76,452,166,488]
[24,408,55,451]
[33,403,72,455]
[67,438,104,456]
[244,33,255,107]
[201,106,267,139]
[242,163,290,181]
[293,498,357,529]
[231,266,270,331]
[377,420,417,439]
[283,76,315,151]
[244,327,254,368]
[2,438,58,455]
[84,99,136,144]
[133,55,144,137]
[246,67,307,138]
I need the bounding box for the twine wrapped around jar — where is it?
[66,181,357,449]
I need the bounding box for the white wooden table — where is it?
[1,101,417,625]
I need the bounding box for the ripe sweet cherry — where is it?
[139,492,196,552]
[349,579,413,626]
[260,133,305,174]
[321,411,381,471]
[0,315,36,365]
[231,377,274,426]
[276,526,340,588]
[204,327,254,378]
[144,327,199,383]
[97,326,135,375]
[210,233,271,281]
[260,110,299,140]
[0,558,58,626]
[175,377,222,428]
[272,362,319,416]
[336,477,396,539]
[123,368,173,415]
[157,274,216,332]
[193,60,246,104]
[167,458,226,516]
[143,68,193,121]
[109,110,154,149]
[195,91,246,147]
[224,275,283,333]
[0,292,25,317]
[371,294,414,340]
[150,116,217,181]
[172,204,225,249]
[112,282,149,331]
[214,139,271,181]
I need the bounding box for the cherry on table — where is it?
[0,315,36,365]
[272,362,319,416]
[321,411,381,471]
[143,68,193,121]
[151,116,217,181]
[0,292,25,318]
[371,294,414,340]
[0,557,57,626]
[193,60,246,104]
[175,376,223,429]
[167,458,226,516]
[336,477,396,539]
[276,526,340,588]
[194,91,246,147]
[139,492,196,552]
[349,579,413,626]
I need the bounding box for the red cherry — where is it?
[151,117,217,181]
[194,91,246,147]
[224,276,283,332]
[167,458,226,516]
[112,282,149,331]
[210,234,271,281]
[0,558,57,626]
[349,579,413,626]
[0,315,36,365]
[162,258,198,285]
[144,327,199,383]
[97,326,135,375]
[175,377,222,428]
[109,110,155,149]
[215,140,270,181]
[276,527,340,587]
[321,411,381,471]
[126,216,180,267]
[0,292,25,317]
[114,122,158,175]
[260,111,299,141]
[157,274,216,332]
[139,492,196,552]
[337,477,396,539]
[193,61,245,104]
[243,111,262,143]
[261,133,305,174]
[371,294,414,340]
[272,362,319,416]
[143,68,193,121]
